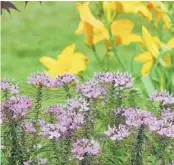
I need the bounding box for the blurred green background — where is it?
[1,2,173,84]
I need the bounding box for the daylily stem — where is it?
[91,45,104,70]
[107,24,126,71]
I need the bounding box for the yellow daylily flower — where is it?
[111,19,143,45]
[93,19,142,46]
[107,2,152,20]
[75,2,104,46]
[40,44,88,76]
[135,26,174,76]
[146,2,171,29]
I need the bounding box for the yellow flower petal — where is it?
[152,37,161,48]
[76,2,104,28]
[141,61,153,76]
[135,52,153,63]
[162,14,171,29]
[167,38,174,48]
[163,54,171,67]
[84,22,93,46]
[40,56,58,70]
[142,26,159,58]
[57,44,76,70]
[118,2,152,20]
[111,19,134,36]
[117,34,142,45]
[69,52,88,74]
[93,28,108,45]
[75,21,84,34]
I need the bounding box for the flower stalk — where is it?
[130,125,144,165]
[107,23,126,71]
[64,84,71,99]
[91,45,104,70]
[34,86,43,121]
[9,123,24,165]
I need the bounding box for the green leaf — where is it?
[141,75,155,95]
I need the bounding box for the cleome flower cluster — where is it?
[1,71,174,164]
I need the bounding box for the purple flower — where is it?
[22,122,36,133]
[39,158,47,165]
[23,161,32,165]
[1,78,19,95]
[40,123,67,139]
[147,119,164,132]
[58,110,84,130]
[104,124,130,141]
[157,123,174,138]
[72,139,100,160]
[148,119,174,138]
[65,97,89,112]
[93,72,115,84]
[122,108,156,127]
[53,73,78,88]
[93,72,133,89]
[23,158,47,165]
[1,96,32,122]
[77,80,106,99]
[46,104,64,116]
[27,72,53,88]
[161,108,174,122]
[149,91,174,106]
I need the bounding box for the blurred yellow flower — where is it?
[147,2,171,29]
[135,26,174,76]
[40,44,88,76]
[75,2,142,48]
[93,19,142,46]
[75,2,104,46]
[111,2,152,20]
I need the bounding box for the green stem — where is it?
[9,123,24,165]
[157,137,167,165]
[3,90,9,101]
[91,45,104,70]
[34,86,43,121]
[62,138,71,165]
[81,155,90,165]
[130,125,144,165]
[64,84,71,99]
[107,23,126,71]
[51,139,59,165]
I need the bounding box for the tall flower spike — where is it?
[77,80,106,99]
[27,72,53,88]
[149,91,174,106]
[1,78,19,95]
[104,124,130,141]
[72,139,100,160]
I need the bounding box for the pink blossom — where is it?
[72,139,100,160]
[22,122,36,133]
[123,108,156,127]
[104,124,130,141]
